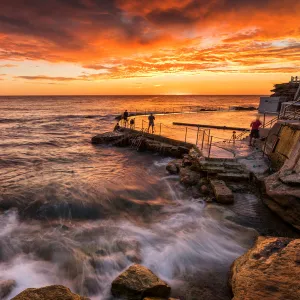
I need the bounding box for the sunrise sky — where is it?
[0,0,299,95]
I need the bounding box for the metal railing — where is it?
[120,117,246,158]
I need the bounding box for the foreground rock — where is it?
[111,264,171,300]
[210,179,234,204]
[230,237,300,300]
[0,279,16,298]
[12,285,90,300]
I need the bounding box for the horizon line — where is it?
[0,94,266,97]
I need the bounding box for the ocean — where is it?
[0,95,281,299]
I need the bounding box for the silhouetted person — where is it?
[148,113,155,133]
[114,122,120,131]
[123,110,129,127]
[249,116,262,146]
[130,118,135,129]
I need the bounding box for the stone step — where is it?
[202,166,227,173]
[217,172,249,181]
[206,157,237,163]
[200,161,244,170]
[209,179,234,204]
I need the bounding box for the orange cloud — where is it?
[0,0,299,89]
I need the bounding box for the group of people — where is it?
[114,110,156,133]
[114,109,263,146]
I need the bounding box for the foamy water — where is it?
[0,95,261,299]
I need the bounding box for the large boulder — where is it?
[0,279,16,299]
[230,237,300,300]
[111,264,171,300]
[11,285,90,300]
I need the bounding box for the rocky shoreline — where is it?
[4,126,299,300]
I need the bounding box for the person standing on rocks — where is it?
[148,113,155,133]
[249,115,262,146]
[130,118,135,129]
[123,110,129,127]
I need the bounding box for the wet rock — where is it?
[182,155,193,167]
[200,185,209,195]
[191,186,202,198]
[230,237,300,300]
[11,285,90,300]
[180,168,201,186]
[166,161,179,174]
[210,179,234,204]
[0,279,16,299]
[111,264,171,300]
[91,131,127,145]
[178,146,190,156]
[166,162,178,175]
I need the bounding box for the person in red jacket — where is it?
[249,116,262,146]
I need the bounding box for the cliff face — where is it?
[271,82,299,101]
[264,123,300,230]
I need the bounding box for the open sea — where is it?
[0,95,272,299]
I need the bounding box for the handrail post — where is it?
[263,113,266,128]
[185,127,188,143]
[159,123,162,135]
[208,136,213,158]
[142,120,144,130]
[201,130,205,150]
[196,127,200,145]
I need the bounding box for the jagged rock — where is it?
[210,179,234,204]
[0,279,16,299]
[230,237,300,300]
[11,285,90,300]
[111,264,171,300]
[180,168,201,186]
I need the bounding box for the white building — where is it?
[258,97,286,114]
